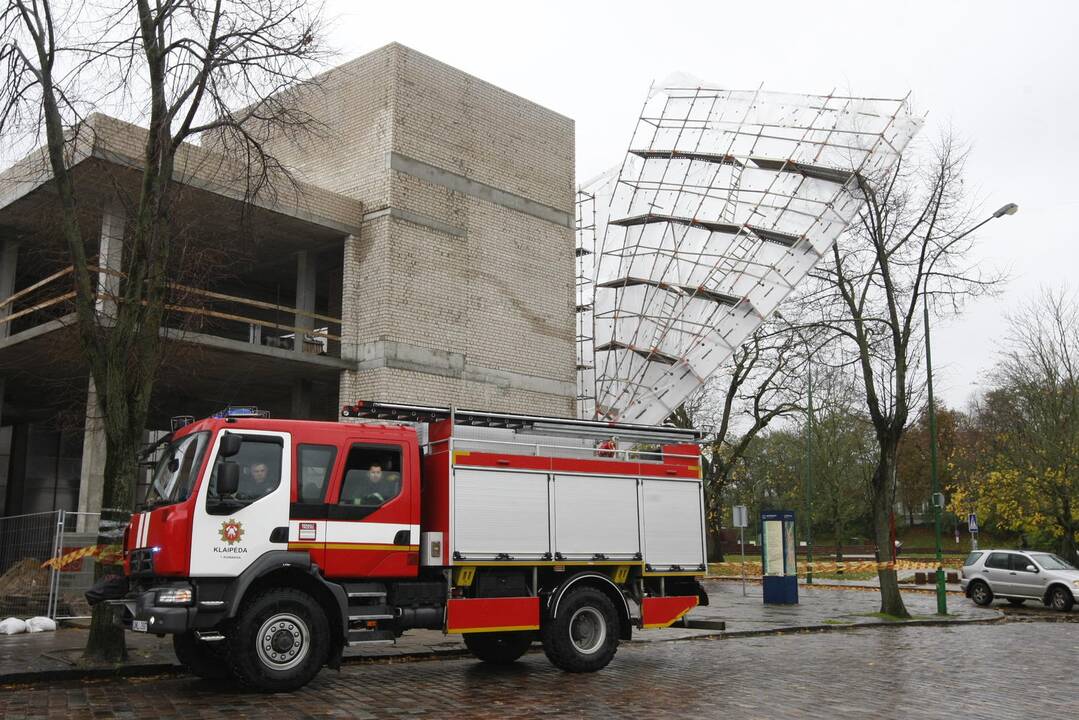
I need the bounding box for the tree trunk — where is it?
[83,421,142,663]
[872,443,909,618]
[1061,524,1078,566]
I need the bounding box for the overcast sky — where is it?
[325,0,1078,409]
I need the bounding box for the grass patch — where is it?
[812,571,879,581]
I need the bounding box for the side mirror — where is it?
[1025,564,1038,573]
[217,461,239,496]
[219,432,242,458]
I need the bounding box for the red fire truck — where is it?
[108,402,708,692]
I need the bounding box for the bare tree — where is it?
[802,133,1004,617]
[0,0,327,661]
[670,320,806,560]
[806,364,875,562]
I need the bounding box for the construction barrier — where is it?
[710,558,960,575]
[41,544,123,571]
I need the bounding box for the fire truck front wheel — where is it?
[228,587,330,692]
[541,586,619,672]
[463,631,534,664]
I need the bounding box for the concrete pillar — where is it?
[291,378,312,419]
[339,234,361,361]
[337,234,359,412]
[294,250,316,355]
[77,377,106,526]
[96,202,125,321]
[0,239,18,340]
[77,203,125,526]
[0,377,7,516]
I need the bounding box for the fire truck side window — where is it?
[338,445,402,508]
[207,435,283,513]
[298,444,337,503]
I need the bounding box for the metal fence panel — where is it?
[0,511,61,618]
[51,511,105,620]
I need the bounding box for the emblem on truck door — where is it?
[218,519,245,545]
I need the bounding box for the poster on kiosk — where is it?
[760,510,798,604]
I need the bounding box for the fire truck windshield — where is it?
[144,431,210,508]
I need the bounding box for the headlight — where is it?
[1072,580,1079,588]
[155,588,193,606]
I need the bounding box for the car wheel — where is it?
[541,586,619,673]
[463,631,534,664]
[173,631,232,680]
[969,580,993,606]
[228,587,330,692]
[1049,586,1075,612]
[1006,598,1026,607]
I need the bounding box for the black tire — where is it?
[969,580,994,607]
[541,586,619,673]
[173,631,231,680]
[463,631,534,664]
[1006,598,1026,607]
[1049,585,1075,612]
[228,587,330,692]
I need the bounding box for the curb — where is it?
[686,611,1007,641]
[0,662,184,686]
[705,576,968,596]
[0,645,475,687]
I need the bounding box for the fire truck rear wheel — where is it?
[173,631,231,680]
[228,587,330,692]
[541,586,619,673]
[463,631,534,664]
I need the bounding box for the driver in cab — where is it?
[354,463,400,506]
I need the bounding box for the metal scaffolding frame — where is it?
[576,79,922,424]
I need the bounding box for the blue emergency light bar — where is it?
[212,406,270,419]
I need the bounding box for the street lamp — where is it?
[924,202,1018,615]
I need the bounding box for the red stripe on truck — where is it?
[445,597,540,634]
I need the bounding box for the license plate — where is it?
[132,619,148,632]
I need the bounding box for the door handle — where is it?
[393,529,411,546]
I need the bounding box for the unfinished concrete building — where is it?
[0,43,576,518]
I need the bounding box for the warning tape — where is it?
[41,544,124,570]
[711,559,957,574]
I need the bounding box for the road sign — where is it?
[968,513,978,533]
[733,505,749,528]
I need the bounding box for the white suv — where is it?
[960,549,1078,612]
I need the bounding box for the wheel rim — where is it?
[1053,590,1067,610]
[569,607,607,655]
[257,612,309,671]
[972,585,988,604]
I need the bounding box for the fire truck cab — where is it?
[110,402,708,692]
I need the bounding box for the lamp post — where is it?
[803,359,814,585]
[925,202,1018,615]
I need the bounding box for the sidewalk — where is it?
[0,580,1001,684]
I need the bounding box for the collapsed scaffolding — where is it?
[576,79,922,424]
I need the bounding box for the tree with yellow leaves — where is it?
[951,288,1079,563]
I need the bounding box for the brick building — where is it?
[0,43,576,517]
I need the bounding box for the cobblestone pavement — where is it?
[1,622,1075,719]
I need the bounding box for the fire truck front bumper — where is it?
[108,582,201,635]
